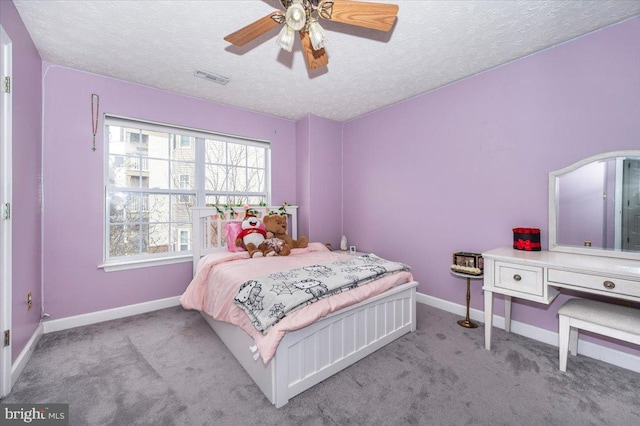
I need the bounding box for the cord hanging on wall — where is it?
[91,93,100,152]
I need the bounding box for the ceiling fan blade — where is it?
[224,12,283,46]
[300,31,329,70]
[321,0,398,32]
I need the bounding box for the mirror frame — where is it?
[549,150,640,260]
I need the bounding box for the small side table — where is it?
[450,271,484,328]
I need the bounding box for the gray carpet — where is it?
[2,303,639,425]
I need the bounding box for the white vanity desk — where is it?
[482,247,640,350]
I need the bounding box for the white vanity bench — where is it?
[482,247,640,350]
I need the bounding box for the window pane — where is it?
[107,126,126,149]
[247,168,265,192]
[228,166,247,192]
[172,194,194,222]
[205,195,227,206]
[170,162,194,189]
[226,195,245,206]
[109,191,143,223]
[109,155,127,186]
[147,223,169,254]
[205,139,225,164]
[125,128,142,153]
[147,131,170,160]
[148,194,170,222]
[147,159,170,189]
[205,164,227,191]
[227,143,246,167]
[171,135,196,161]
[246,145,264,168]
[247,195,267,205]
[109,224,140,257]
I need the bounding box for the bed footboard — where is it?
[275,280,417,407]
[200,278,417,408]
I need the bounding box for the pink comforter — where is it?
[180,242,414,363]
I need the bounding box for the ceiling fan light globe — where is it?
[308,21,328,50]
[285,3,306,31]
[276,25,295,52]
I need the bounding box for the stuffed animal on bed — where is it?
[262,214,308,255]
[262,231,291,256]
[235,213,273,258]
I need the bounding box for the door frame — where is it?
[622,159,640,251]
[0,23,13,398]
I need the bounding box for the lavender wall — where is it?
[296,115,342,249]
[343,18,640,353]
[41,65,297,319]
[0,1,43,362]
[295,117,311,238]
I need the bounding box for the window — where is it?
[104,116,270,267]
[178,175,190,203]
[179,229,190,251]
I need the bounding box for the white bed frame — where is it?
[191,206,418,407]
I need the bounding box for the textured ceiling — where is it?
[12,0,640,122]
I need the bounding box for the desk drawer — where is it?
[494,262,543,296]
[547,269,640,298]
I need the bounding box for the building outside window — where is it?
[178,174,190,203]
[104,116,270,267]
[178,229,190,251]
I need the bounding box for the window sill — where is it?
[98,254,192,272]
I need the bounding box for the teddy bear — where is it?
[262,214,308,256]
[235,213,273,258]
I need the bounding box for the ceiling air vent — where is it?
[194,70,229,85]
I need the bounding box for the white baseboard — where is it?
[416,291,640,374]
[12,324,43,389]
[42,296,182,333]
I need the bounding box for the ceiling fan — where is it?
[224,0,399,71]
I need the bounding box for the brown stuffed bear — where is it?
[262,214,308,255]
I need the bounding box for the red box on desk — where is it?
[513,228,541,251]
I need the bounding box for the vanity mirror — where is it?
[549,150,640,260]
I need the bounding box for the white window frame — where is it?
[100,115,271,272]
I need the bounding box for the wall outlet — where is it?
[27,291,32,311]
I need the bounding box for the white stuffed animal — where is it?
[235,214,271,257]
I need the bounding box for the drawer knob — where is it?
[603,280,615,289]
[513,274,522,281]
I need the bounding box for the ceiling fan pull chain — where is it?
[91,93,100,152]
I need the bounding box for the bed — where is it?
[181,206,418,407]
